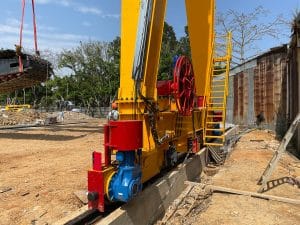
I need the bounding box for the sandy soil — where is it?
[0,118,106,225]
[158,130,300,225]
[0,110,46,126]
[1,122,299,225]
[0,110,93,126]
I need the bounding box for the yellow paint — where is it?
[203,32,232,146]
[5,104,31,112]
[185,0,215,96]
[141,0,167,100]
[118,0,140,101]
[103,0,219,199]
[104,169,116,201]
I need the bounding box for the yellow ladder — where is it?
[204,32,232,146]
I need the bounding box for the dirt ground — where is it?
[0,110,92,126]
[0,110,46,126]
[0,118,106,225]
[158,130,300,225]
[1,120,299,225]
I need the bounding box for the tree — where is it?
[107,36,121,101]
[217,6,286,65]
[158,22,178,80]
[58,40,120,112]
[177,26,191,57]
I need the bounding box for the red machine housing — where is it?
[108,120,143,151]
[157,80,172,96]
[88,152,105,211]
[87,120,143,212]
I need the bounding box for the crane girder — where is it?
[119,0,215,101]
[185,0,214,96]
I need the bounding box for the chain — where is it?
[139,93,161,145]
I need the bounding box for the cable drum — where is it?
[172,56,195,116]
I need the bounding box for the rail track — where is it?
[63,203,122,225]
[58,153,193,225]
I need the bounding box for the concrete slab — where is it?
[223,125,239,153]
[97,148,207,225]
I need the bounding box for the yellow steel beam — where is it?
[118,0,140,100]
[185,0,215,96]
[141,0,167,100]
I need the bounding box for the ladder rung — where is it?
[205,128,224,131]
[207,115,223,118]
[212,85,225,88]
[209,97,224,99]
[207,107,224,110]
[206,121,221,124]
[207,112,224,115]
[207,102,224,105]
[211,91,225,93]
[205,135,224,139]
[204,142,224,146]
[207,104,225,106]
[214,43,227,46]
[214,57,229,62]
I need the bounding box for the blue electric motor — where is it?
[108,151,142,202]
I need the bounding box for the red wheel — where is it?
[172,56,195,116]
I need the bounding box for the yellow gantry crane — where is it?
[87,0,232,212]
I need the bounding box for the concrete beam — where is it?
[223,125,239,153]
[97,148,207,225]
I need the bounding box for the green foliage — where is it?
[57,39,120,110]
[158,22,191,80]
[158,22,178,80]
[177,26,191,57]
[0,23,191,108]
[0,38,121,111]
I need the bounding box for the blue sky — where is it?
[0,0,299,53]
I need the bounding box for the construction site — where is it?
[0,0,299,225]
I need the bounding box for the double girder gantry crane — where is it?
[88,0,231,211]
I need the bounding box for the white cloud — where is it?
[0,18,93,52]
[6,18,21,26]
[38,24,57,32]
[0,24,31,35]
[58,0,71,7]
[39,32,89,42]
[76,6,102,15]
[82,21,92,27]
[34,0,118,19]
[35,0,70,6]
[34,0,52,4]
[101,14,120,19]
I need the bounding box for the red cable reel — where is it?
[172,56,195,116]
